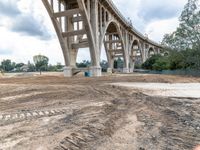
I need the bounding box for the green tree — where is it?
[114,57,124,69]
[47,63,64,72]
[27,61,36,72]
[100,60,108,72]
[1,59,14,72]
[179,0,200,49]
[168,50,185,70]
[142,48,200,71]
[153,57,170,71]
[33,55,49,75]
[47,64,57,71]
[142,54,162,70]
[15,63,25,72]
[56,62,63,70]
[76,60,91,68]
[162,0,200,50]
[15,63,24,68]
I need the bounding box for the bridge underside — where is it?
[42,0,162,77]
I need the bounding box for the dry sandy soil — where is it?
[0,73,200,150]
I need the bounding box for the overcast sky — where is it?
[0,0,188,64]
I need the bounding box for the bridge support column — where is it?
[140,43,146,63]
[89,66,102,77]
[123,56,130,73]
[123,68,130,73]
[129,67,134,73]
[63,66,73,77]
[129,59,135,73]
[107,68,113,74]
[107,57,114,73]
[123,31,130,73]
[70,49,78,68]
[90,0,102,77]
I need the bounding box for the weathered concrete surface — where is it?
[111,82,200,98]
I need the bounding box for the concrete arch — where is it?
[130,40,144,60]
[148,47,155,58]
[100,19,123,50]
[130,40,139,53]
[100,20,127,71]
[163,51,169,56]
[129,39,143,72]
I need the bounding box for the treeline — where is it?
[0,59,64,73]
[76,60,109,72]
[142,48,200,71]
[74,58,125,72]
[143,0,200,71]
[0,54,118,73]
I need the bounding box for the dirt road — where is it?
[0,73,200,150]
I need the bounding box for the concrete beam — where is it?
[71,42,89,49]
[62,29,86,37]
[54,9,80,18]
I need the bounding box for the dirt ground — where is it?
[0,73,200,150]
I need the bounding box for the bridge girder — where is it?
[42,0,162,76]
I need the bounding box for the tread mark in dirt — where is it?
[0,109,71,126]
[55,100,131,150]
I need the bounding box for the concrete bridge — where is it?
[42,0,163,77]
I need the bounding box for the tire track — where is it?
[0,108,72,126]
[54,99,134,150]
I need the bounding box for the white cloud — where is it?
[137,0,187,21]
[0,0,62,64]
[145,18,180,43]
[0,27,64,64]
